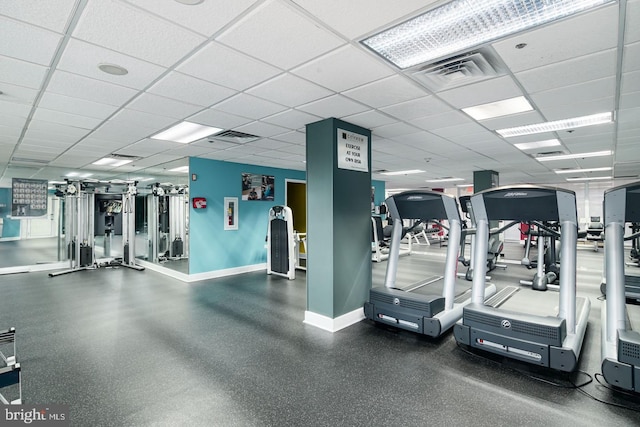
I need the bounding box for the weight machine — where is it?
[147,183,189,264]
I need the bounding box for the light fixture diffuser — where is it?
[554,166,612,174]
[513,139,561,151]
[496,112,612,137]
[92,157,133,167]
[361,0,613,69]
[426,177,464,183]
[462,96,533,121]
[380,169,425,176]
[536,150,612,162]
[169,166,189,173]
[151,121,223,144]
[565,176,612,181]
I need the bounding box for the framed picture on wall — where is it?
[241,173,275,201]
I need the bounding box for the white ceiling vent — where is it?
[534,150,565,158]
[411,50,504,93]
[209,130,260,145]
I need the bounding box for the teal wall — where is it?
[0,188,20,238]
[371,180,385,209]
[189,157,305,274]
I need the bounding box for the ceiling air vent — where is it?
[535,151,565,158]
[109,153,140,160]
[411,49,505,92]
[209,130,260,145]
[373,169,389,174]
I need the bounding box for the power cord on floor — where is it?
[456,343,640,413]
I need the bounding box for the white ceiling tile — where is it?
[276,144,305,155]
[192,140,238,151]
[342,110,397,129]
[148,72,236,107]
[117,138,180,153]
[16,144,64,154]
[47,70,138,106]
[124,0,258,37]
[538,97,614,122]
[57,38,167,90]
[110,109,178,132]
[625,0,640,44]
[430,122,488,139]
[0,17,62,65]
[624,41,640,73]
[261,109,320,129]
[492,4,619,73]
[217,0,344,70]
[90,122,154,145]
[0,56,47,89]
[12,149,57,160]
[235,121,289,138]
[166,145,212,157]
[0,0,77,33]
[32,108,103,129]
[73,0,205,67]
[620,90,640,109]
[380,96,452,121]
[297,94,369,118]
[291,44,394,92]
[408,110,470,131]
[0,99,31,118]
[189,109,253,130]
[248,139,293,150]
[438,76,523,109]
[622,70,640,94]
[0,82,39,104]
[0,112,27,128]
[291,0,436,39]
[531,77,615,112]
[23,128,84,145]
[618,107,640,127]
[38,92,119,120]
[177,41,281,91]
[21,138,73,149]
[247,73,332,107]
[343,75,426,108]
[516,48,616,94]
[372,122,420,139]
[212,93,288,119]
[480,110,546,131]
[27,119,91,139]
[391,131,451,149]
[127,93,202,119]
[273,131,305,145]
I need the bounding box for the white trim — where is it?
[0,237,21,242]
[137,259,266,283]
[0,261,69,276]
[303,307,365,333]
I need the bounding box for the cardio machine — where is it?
[601,181,640,392]
[364,190,497,337]
[454,185,590,371]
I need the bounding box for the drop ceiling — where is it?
[0,0,637,190]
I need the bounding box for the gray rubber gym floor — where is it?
[1,242,639,426]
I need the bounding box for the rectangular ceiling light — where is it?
[462,96,533,121]
[565,176,612,181]
[554,166,612,174]
[456,183,474,188]
[169,166,189,173]
[361,0,613,69]
[92,157,133,167]
[536,150,612,162]
[497,112,612,138]
[380,169,425,176]
[426,177,464,183]
[513,139,561,151]
[151,121,223,144]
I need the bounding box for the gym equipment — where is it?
[600,220,640,300]
[578,217,605,251]
[519,221,561,291]
[371,216,412,262]
[0,327,21,404]
[364,190,497,337]
[454,185,590,372]
[601,181,640,392]
[458,195,511,281]
[147,184,189,263]
[267,205,296,280]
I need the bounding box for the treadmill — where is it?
[601,181,640,392]
[364,190,497,337]
[453,185,590,371]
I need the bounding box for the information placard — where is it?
[11,178,48,217]
[337,128,369,172]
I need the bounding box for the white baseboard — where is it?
[303,307,365,333]
[137,260,266,283]
[0,261,69,276]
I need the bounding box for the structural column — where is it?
[305,118,372,332]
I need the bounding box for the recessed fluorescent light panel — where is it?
[456,183,474,188]
[462,96,533,121]
[151,121,223,144]
[92,157,133,167]
[66,172,93,178]
[361,0,613,69]
[536,150,612,162]
[565,176,612,181]
[513,139,561,151]
[426,177,464,183]
[554,166,612,174]
[497,112,612,137]
[380,169,425,176]
[169,166,189,173]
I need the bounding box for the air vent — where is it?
[411,49,505,92]
[208,130,260,144]
[535,151,565,157]
[110,153,140,160]
[373,169,389,173]
[11,157,49,164]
